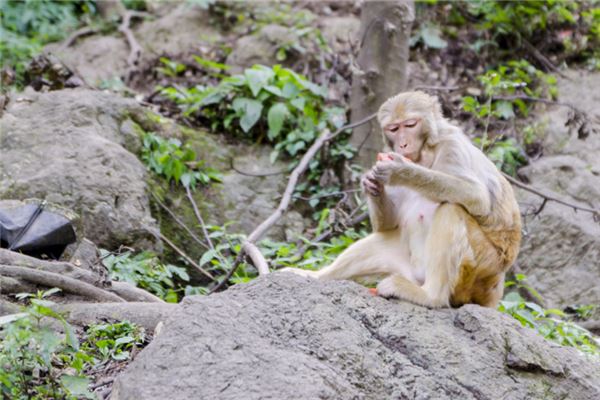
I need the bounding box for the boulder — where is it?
[0,88,158,250]
[112,274,600,400]
[226,24,296,73]
[516,70,600,308]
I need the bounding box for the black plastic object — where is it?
[0,201,76,259]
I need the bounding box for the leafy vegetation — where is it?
[141,132,223,188]
[461,59,557,175]
[0,0,96,87]
[0,288,145,399]
[101,249,191,303]
[500,275,600,357]
[161,63,353,207]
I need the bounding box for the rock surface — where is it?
[516,70,600,308]
[0,88,158,249]
[226,24,296,73]
[112,274,600,400]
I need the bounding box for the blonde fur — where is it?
[284,91,521,308]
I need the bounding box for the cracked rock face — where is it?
[0,89,158,249]
[517,70,600,308]
[112,274,600,400]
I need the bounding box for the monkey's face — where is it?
[382,117,425,161]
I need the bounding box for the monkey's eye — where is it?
[403,119,419,128]
[386,124,400,133]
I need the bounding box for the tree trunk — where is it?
[349,0,415,167]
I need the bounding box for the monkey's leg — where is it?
[282,230,412,282]
[377,204,471,308]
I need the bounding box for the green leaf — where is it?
[494,100,515,119]
[61,375,94,399]
[420,25,448,49]
[267,103,289,140]
[192,55,230,71]
[232,98,263,132]
[290,97,306,111]
[281,82,299,98]
[0,312,28,325]
[199,249,217,267]
[245,66,274,97]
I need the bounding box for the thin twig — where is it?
[493,94,575,110]
[118,10,148,81]
[185,185,215,251]
[151,229,216,281]
[412,85,460,91]
[292,189,361,202]
[60,26,98,50]
[208,113,377,294]
[522,39,568,79]
[150,192,209,251]
[229,157,286,177]
[502,172,600,219]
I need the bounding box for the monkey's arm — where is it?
[376,162,491,217]
[367,193,398,231]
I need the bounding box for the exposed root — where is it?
[118,10,148,82]
[0,265,125,303]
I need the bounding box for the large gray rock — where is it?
[0,88,158,249]
[226,24,296,73]
[47,3,219,86]
[112,274,600,400]
[516,70,600,308]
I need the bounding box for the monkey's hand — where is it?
[372,153,410,185]
[361,170,384,197]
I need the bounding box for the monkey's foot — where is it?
[280,267,319,279]
[375,276,402,298]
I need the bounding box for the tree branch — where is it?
[208,113,377,294]
[150,229,217,281]
[150,192,209,251]
[118,10,148,81]
[0,265,125,303]
[503,172,600,219]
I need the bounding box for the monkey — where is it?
[283,91,522,308]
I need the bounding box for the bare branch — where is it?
[118,10,148,81]
[148,228,217,282]
[185,185,215,251]
[503,172,600,219]
[150,192,209,251]
[208,113,377,294]
[60,26,98,50]
[241,242,269,276]
[0,264,125,302]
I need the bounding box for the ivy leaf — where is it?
[267,103,289,140]
[232,98,263,132]
[494,100,515,119]
[420,25,447,49]
[245,66,274,97]
[61,375,94,399]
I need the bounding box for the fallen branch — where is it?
[151,229,217,282]
[185,185,215,251]
[522,39,568,79]
[118,10,148,81]
[0,265,125,302]
[209,113,377,293]
[229,157,286,177]
[110,281,164,303]
[502,172,600,220]
[60,26,98,50]
[241,242,269,276]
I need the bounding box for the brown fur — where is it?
[283,91,522,308]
